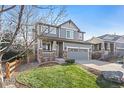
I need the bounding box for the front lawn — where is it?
[16,64,123,88]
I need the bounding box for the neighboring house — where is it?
[87,34,124,57]
[34,20,92,62]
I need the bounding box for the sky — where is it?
[65,5,124,40]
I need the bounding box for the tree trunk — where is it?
[26,51,30,64]
[0,54,4,88]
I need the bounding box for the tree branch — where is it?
[0,5,24,54]
[0,5,16,13]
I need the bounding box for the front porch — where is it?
[36,39,67,63]
[92,42,115,54]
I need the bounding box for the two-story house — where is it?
[87,34,124,58]
[34,20,92,62]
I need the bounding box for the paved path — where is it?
[76,60,124,73]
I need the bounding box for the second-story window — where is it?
[79,33,83,40]
[50,27,56,34]
[66,30,74,39]
[42,25,49,33]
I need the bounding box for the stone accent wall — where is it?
[39,50,56,62]
[63,51,67,59]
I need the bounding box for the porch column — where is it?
[37,39,43,63]
[114,43,116,56]
[101,42,105,52]
[52,41,57,58]
[108,42,110,51]
[63,42,67,59]
[52,41,57,51]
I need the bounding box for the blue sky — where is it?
[65,5,124,40]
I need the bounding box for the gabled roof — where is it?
[58,20,85,33]
[86,37,104,44]
[97,34,121,41]
[36,20,85,33]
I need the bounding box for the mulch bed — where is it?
[15,79,29,88]
[80,65,101,76]
[39,61,59,67]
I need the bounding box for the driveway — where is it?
[76,60,124,73]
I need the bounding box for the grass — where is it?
[16,64,123,88]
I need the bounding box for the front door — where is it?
[110,43,114,52]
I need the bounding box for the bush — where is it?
[2,50,19,62]
[65,59,75,64]
[92,52,102,59]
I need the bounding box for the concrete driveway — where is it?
[76,60,124,73]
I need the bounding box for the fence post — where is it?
[0,63,4,87]
[15,60,20,72]
[6,62,10,79]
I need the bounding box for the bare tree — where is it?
[0,5,66,87]
[0,5,24,87]
[15,6,66,64]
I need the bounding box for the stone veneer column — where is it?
[63,42,67,60]
[108,42,110,52]
[52,41,57,60]
[37,39,43,63]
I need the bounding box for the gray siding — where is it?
[115,43,124,56]
[116,49,124,56]
[64,42,91,49]
[74,31,79,40]
[37,22,84,41]
[59,28,84,41]
[46,33,58,37]
[116,43,124,48]
[60,28,66,38]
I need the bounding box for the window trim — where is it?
[66,29,74,39]
[49,27,56,34]
[42,25,49,33]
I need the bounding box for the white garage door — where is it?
[67,47,89,60]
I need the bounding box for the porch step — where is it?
[56,58,65,64]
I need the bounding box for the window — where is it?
[43,43,51,51]
[94,44,99,51]
[79,33,83,40]
[66,30,74,39]
[99,43,101,50]
[42,26,49,33]
[50,27,56,34]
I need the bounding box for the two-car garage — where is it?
[67,47,90,60]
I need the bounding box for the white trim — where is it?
[59,28,60,38]
[49,26,57,34]
[67,46,90,60]
[67,46,90,50]
[116,48,124,50]
[66,29,74,39]
[61,27,78,31]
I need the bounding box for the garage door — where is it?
[67,47,89,60]
[117,49,124,56]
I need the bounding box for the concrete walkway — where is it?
[76,60,124,73]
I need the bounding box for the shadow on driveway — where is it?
[76,60,110,66]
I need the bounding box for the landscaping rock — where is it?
[101,71,124,83]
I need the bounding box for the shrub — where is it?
[2,50,19,62]
[65,59,75,64]
[92,52,102,59]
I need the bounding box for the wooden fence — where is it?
[5,59,21,79]
[0,64,3,81]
